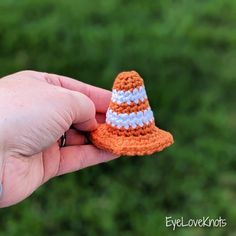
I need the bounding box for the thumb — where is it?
[59,88,98,131]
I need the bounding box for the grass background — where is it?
[0,0,236,235]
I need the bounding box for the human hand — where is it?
[0,70,119,208]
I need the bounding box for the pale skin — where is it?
[0,70,119,208]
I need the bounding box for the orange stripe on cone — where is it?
[109,99,150,114]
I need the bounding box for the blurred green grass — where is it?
[0,0,236,235]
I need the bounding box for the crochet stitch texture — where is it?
[90,71,174,156]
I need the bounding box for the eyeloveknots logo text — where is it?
[166,216,227,231]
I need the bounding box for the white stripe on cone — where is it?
[106,107,154,129]
[111,86,147,105]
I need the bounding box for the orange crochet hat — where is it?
[90,71,174,156]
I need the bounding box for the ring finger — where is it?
[60,129,89,146]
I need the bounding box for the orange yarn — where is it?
[109,99,150,114]
[90,70,174,156]
[106,122,155,137]
[112,71,144,91]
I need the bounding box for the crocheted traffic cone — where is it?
[90,71,174,156]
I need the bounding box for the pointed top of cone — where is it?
[113,70,144,91]
[90,70,174,156]
[107,70,154,132]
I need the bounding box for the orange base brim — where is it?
[90,124,174,156]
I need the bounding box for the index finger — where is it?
[46,73,111,113]
[57,75,111,113]
[21,70,111,113]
